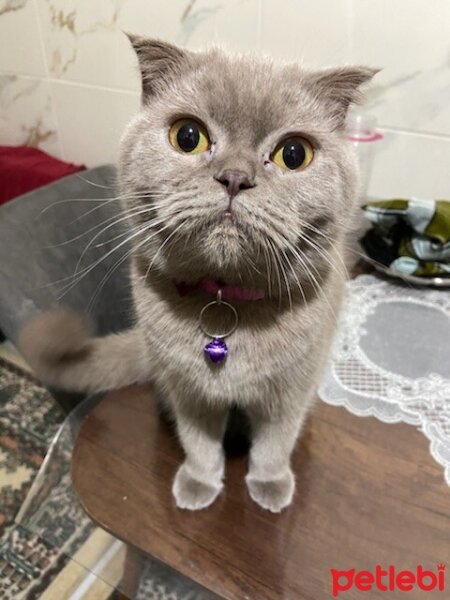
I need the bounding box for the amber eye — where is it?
[271,136,314,171]
[169,118,210,154]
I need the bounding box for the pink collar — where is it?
[176,279,265,301]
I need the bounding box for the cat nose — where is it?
[214,169,255,201]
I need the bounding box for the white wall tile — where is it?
[368,129,450,199]
[178,0,260,52]
[0,74,61,156]
[122,0,259,52]
[36,0,260,93]
[2,0,450,193]
[351,0,450,137]
[0,0,47,76]
[50,81,139,166]
[35,0,136,89]
[261,0,352,67]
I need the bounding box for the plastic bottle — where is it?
[345,110,383,203]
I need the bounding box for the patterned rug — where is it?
[0,354,216,600]
[0,356,98,599]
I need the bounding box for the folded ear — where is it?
[126,34,191,99]
[307,66,379,129]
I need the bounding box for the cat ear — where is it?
[307,66,379,128]
[126,34,190,98]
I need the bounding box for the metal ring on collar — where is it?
[199,299,238,339]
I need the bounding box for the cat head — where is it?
[119,36,377,295]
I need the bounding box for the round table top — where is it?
[72,384,450,600]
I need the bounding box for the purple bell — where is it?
[204,338,228,363]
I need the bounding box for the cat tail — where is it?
[18,310,148,393]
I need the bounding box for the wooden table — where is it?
[71,384,450,599]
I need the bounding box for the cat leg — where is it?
[245,401,308,513]
[172,401,228,510]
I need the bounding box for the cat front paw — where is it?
[172,463,223,510]
[245,469,295,513]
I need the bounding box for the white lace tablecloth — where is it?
[319,274,450,485]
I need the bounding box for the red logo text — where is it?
[330,564,446,597]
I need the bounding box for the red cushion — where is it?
[0,146,85,206]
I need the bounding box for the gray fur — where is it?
[19,38,376,512]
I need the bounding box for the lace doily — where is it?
[319,274,450,485]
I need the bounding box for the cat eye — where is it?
[169,118,210,154]
[271,136,314,171]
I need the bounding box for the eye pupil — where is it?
[177,123,200,152]
[282,140,306,170]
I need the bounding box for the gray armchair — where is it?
[0,165,135,410]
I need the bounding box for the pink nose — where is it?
[214,169,255,201]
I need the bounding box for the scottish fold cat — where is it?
[20,37,376,512]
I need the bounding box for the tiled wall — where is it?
[1,0,449,198]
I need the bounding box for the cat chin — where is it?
[163,255,261,287]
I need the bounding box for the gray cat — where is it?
[20,36,376,512]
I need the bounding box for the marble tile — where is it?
[3,0,448,197]
[261,0,352,67]
[49,81,139,166]
[0,73,60,156]
[35,0,132,88]
[36,0,260,93]
[0,0,47,75]
[177,0,259,51]
[351,0,450,137]
[367,129,450,199]
[122,0,259,52]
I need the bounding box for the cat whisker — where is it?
[277,217,347,285]
[278,251,293,312]
[44,205,155,249]
[51,188,179,226]
[90,207,182,250]
[72,201,188,267]
[54,226,149,296]
[73,176,170,197]
[90,227,141,249]
[74,210,171,276]
[280,248,307,307]
[266,238,283,310]
[86,221,176,312]
[240,242,264,278]
[67,192,174,224]
[261,240,273,299]
[142,220,187,283]
[39,189,159,217]
[74,174,116,191]
[287,242,339,321]
[57,219,171,301]
[298,231,348,283]
[49,219,159,292]
[269,228,336,319]
[296,219,349,280]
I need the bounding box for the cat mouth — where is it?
[221,210,235,223]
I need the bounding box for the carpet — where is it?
[0,356,109,599]
[0,353,215,600]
